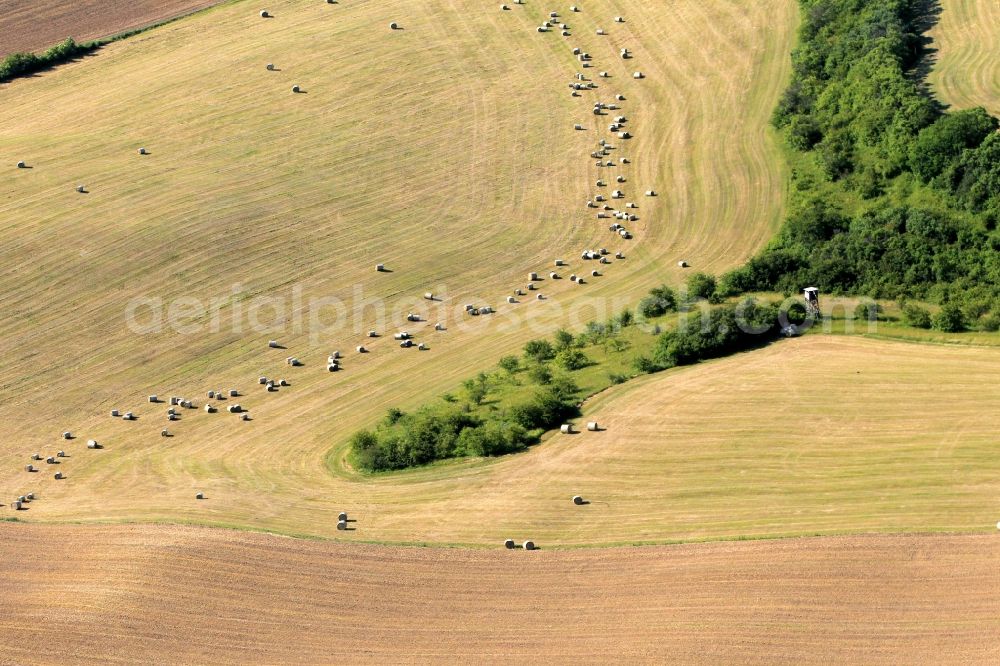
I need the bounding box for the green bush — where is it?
[527,364,553,385]
[498,355,520,374]
[854,301,882,322]
[981,314,1000,332]
[462,375,488,405]
[639,285,677,319]
[903,303,932,329]
[787,115,822,151]
[910,108,998,182]
[633,355,657,374]
[945,132,1000,214]
[608,372,629,385]
[932,303,966,333]
[349,363,582,472]
[523,339,555,363]
[456,421,529,457]
[553,329,575,350]
[686,273,717,301]
[650,300,781,371]
[555,349,590,371]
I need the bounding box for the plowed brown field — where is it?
[0,0,219,57]
[0,524,997,664]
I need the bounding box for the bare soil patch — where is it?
[0,524,997,664]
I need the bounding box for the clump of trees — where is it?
[634,299,783,373]
[350,329,592,471]
[724,0,1000,314]
[350,376,580,472]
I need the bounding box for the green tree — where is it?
[903,303,932,329]
[854,301,882,322]
[639,285,677,319]
[555,349,590,371]
[527,364,553,385]
[553,329,575,350]
[462,376,488,405]
[910,108,998,182]
[523,339,555,363]
[498,355,520,375]
[932,303,965,333]
[686,273,717,301]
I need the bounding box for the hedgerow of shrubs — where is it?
[634,299,783,374]
[0,39,97,83]
[349,329,591,471]
[350,373,580,472]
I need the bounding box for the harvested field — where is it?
[929,0,1000,115]
[0,0,796,538]
[4,336,999,546]
[0,524,997,664]
[0,0,220,57]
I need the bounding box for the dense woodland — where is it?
[722,0,1000,326]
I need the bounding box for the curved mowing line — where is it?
[928,0,1000,115]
